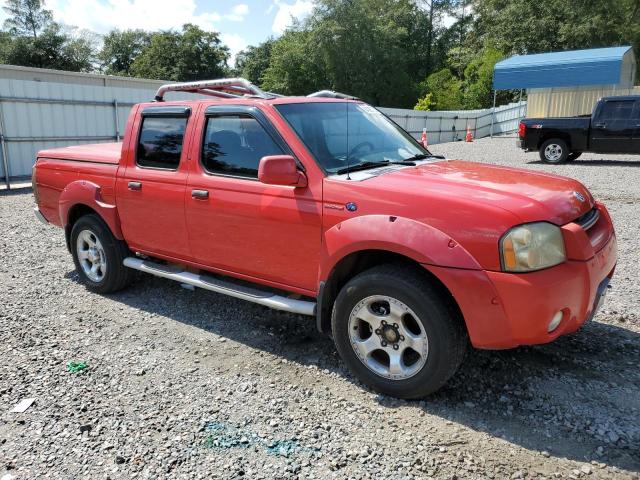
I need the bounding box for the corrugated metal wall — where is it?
[0,77,206,181]
[380,101,526,144]
[527,85,640,118]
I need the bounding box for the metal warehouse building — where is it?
[493,46,639,118]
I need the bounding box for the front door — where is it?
[590,98,635,153]
[116,105,194,260]
[184,105,322,293]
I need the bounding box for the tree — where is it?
[261,29,328,95]
[2,0,52,38]
[130,24,229,81]
[418,68,463,110]
[99,29,150,76]
[308,0,426,106]
[462,47,503,109]
[3,23,95,71]
[235,39,275,86]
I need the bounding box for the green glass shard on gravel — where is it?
[67,361,87,373]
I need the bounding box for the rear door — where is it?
[590,99,635,153]
[632,100,640,153]
[116,105,194,260]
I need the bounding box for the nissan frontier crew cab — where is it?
[32,78,617,399]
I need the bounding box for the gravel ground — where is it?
[1,137,639,479]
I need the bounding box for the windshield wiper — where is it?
[335,160,416,175]
[402,153,443,161]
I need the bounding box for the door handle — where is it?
[593,123,606,129]
[191,189,209,199]
[128,181,142,191]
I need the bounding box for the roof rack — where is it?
[154,78,275,101]
[307,90,359,100]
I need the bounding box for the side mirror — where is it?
[258,155,307,187]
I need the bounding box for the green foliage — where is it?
[235,39,275,86]
[462,47,503,109]
[1,0,94,71]
[3,23,95,71]
[99,29,150,76]
[414,92,433,111]
[472,0,640,77]
[261,29,328,95]
[420,68,463,110]
[2,0,52,38]
[129,24,229,81]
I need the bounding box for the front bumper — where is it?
[428,228,617,350]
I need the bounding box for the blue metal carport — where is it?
[493,46,635,90]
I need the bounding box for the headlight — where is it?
[500,222,566,272]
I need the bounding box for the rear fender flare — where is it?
[319,215,481,283]
[58,180,124,240]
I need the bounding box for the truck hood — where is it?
[374,160,594,225]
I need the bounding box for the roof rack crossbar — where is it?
[154,78,270,101]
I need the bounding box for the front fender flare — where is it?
[319,214,481,283]
[58,180,124,239]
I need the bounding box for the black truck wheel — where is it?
[70,214,133,294]
[331,264,467,399]
[539,139,569,164]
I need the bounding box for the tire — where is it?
[70,214,133,294]
[331,264,467,399]
[567,152,582,161]
[539,139,569,164]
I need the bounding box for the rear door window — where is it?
[202,115,284,177]
[137,116,188,170]
[599,100,635,121]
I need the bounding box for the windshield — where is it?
[275,102,431,174]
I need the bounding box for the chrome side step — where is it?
[123,257,316,316]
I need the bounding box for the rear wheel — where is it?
[539,139,569,164]
[331,264,467,399]
[70,214,133,293]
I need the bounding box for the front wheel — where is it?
[70,214,133,293]
[539,139,569,164]
[331,264,467,399]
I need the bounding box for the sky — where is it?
[0,0,316,64]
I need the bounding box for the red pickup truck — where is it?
[32,78,617,398]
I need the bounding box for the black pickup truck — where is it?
[518,95,640,163]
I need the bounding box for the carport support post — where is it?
[489,91,497,138]
[0,99,10,190]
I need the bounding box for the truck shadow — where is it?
[70,271,640,473]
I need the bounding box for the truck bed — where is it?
[38,142,123,164]
[35,142,122,226]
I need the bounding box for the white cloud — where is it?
[223,3,249,22]
[272,0,313,34]
[221,32,248,66]
[40,0,232,33]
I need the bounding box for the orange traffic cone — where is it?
[421,128,428,147]
[465,125,473,142]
